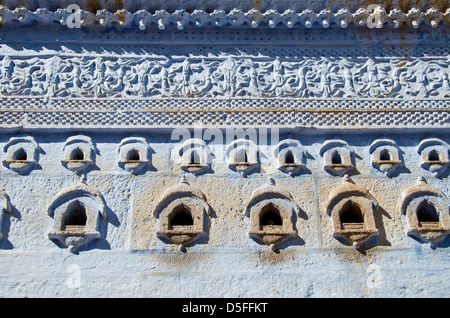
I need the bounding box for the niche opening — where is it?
[236,149,248,164]
[189,150,201,165]
[61,201,87,231]
[169,206,194,229]
[340,201,364,229]
[12,148,27,161]
[260,204,283,230]
[416,200,440,227]
[331,151,342,164]
[428,150,440,162]
[70,148,85,161]
[379,149,391,161]
[126,149,140,161]
[284,151,295,164]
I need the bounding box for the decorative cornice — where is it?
[0,4,448,30]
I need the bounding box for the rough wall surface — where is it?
[0,0,449,298]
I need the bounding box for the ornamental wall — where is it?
[0,0,448,297]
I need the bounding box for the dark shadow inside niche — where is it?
[379,149,391,161]
[339,201,363,224]
[331,150,342,164]
[416,200,439,225]
[169,205,194,229]
[284,150,295,164]
[61,200,87,230]
[428,149,440,162]
[259,204,282,230]
[70,147,85,161]
[12,148,27,161]
[126,149,140,161]
[0,202,21,250]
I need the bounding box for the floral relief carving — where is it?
[1,54,449,99]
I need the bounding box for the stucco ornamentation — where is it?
[326,175,379,249]
[47,183,107,253]
[417,138,450,178]
[0,3,448,30]
[369,139,403,177]
[175,138,214,175]
[154,175,211,252]
[61,135,97,175]
[117,137,151,174]
[245,177,299,252]
[400,176,450,247]
[2,136,40,174]
[226,139,259,177]
[320,140,355,177]
[1,54,449,99]
[273,139,307,176]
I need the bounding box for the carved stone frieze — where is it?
[0,53,449,100]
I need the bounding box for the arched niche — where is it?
[154,175,211,252]
[176,138,213,175]
[417,138,449,178]
[225,139,259,177]
[400,176,450,247]
[117,137,151,174]
[319,140,355,177]
[47,183,107,253]
[245,177,299,252]
[61,135,97,175]
[326,175,379,249]
[2,136,40,174]
[369,139,402,177]
[273,139,307,176]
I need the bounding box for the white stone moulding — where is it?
[320,140,356,177]
[226,139,259,177]
[417,138,450,178]
[61,135,96,175]
[369,139,403,177]
[117,137,151,174]
[174,138,214,175]
[2,136,40,174]
[0,54,449,100]
[0,3,448,30]
[273,139,307,176]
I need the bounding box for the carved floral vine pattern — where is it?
[1,54,449,99]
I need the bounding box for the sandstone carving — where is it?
[154,175,211,252]
[326,175,379,249]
